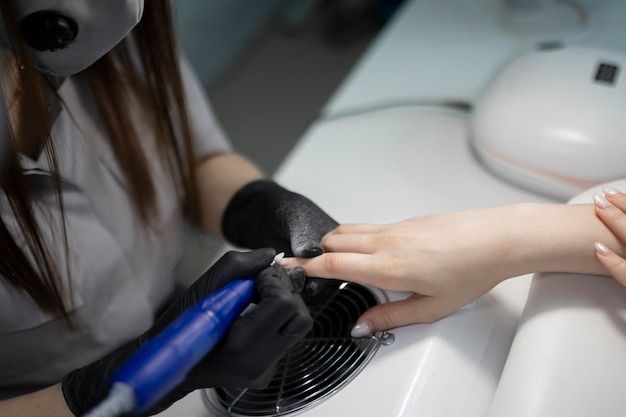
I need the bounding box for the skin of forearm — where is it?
[0,384,74,417]
[195,152,264,236]
[499,202,622,280]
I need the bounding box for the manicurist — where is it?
[0,1,338,415]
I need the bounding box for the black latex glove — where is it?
[222,179,341,297]
[62,248,313,416]
[222,180,338,257]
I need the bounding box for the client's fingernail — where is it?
[274,252,285,264]
[350,321,374,338]
[594,242,611,256]
[593,193,612,209]
[279,257,292,267]
[603,186,623,197]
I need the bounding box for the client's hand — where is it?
[593,186,626,286]
[281,208,522,335]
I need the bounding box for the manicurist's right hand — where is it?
[62,248,313,416]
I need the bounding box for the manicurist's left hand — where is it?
[222,179,341,296]
[222,180,338,257]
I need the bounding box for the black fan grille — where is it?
[202,282,388,416]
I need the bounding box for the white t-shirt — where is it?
[0,58,231,388]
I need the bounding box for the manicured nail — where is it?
[603,186,623,197]
[279,257,291,267]
[350,321,374,338]
[594,242,611,256]
[593,193,612,209]
[272,252,285,265]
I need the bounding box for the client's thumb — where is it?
[349,294,449,337]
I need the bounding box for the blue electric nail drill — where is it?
[84,252,285,417]
[83,254,286,417]
[83,277,256,417]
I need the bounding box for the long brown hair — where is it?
[0,0,200,323]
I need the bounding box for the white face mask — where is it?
[0,0,144,76]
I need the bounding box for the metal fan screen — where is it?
[202,282,389,416]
